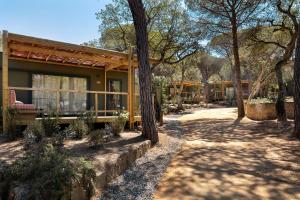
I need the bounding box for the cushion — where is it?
[9,90,16,105]
[10,90,36,110]
[13,104,35,110]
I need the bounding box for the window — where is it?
[107,79,122,110]
[32,74,87,114]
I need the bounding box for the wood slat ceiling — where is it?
[7,32,139,71]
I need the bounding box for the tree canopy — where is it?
[96,0,202,65]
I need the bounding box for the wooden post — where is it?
[214,83,216,101]
[56,91,60,113]
[95,93,98,117]
[127,46,134,129]
[132,64,135,122]
[104,69,107,116]
[2,30,9,134]
[221,81,225,100]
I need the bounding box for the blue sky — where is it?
[0,0,112,44]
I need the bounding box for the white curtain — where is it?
[32,74,87,114]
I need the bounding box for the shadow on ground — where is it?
[154,116,300,200]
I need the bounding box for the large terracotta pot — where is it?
[285,102,294,119]
[244,101,294,121]
[245,102,277,120]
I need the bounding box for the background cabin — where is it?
[170,80,251,104]
[169,81,202,104]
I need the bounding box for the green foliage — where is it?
[153,76,169,104]
[7,107,20,140]
[95,0,200,63]
[41,112,60,137]
[51,132,66,149]
[65,119,89,139]
[193,52,225,82]
[7,144,73,199]
[72,157,96,198]
[6,144,96,200]
[23,121,45,148]
[247,98,276,104]
[79,110,96,133]
[88,129,108,149]
[110,111,129,136]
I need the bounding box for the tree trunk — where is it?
[177,82,184,111]
[154,87,163,126]
[176,67,185,111]
[248,66,265,101]
[294,25,300,139]
[231,15,245,117]
[128,0,158,144]
[204,82,209,104]
[275,61,287,122]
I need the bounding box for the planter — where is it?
[285,102,294,119]
[244,101,294,121]
[245,102,277,120]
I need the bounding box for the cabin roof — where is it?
[4,31,158,71]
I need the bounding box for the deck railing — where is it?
[8,86,141,116]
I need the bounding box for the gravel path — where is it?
[98,116,184,200]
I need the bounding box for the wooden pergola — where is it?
[1,30,157,132]
[170,80,251,102]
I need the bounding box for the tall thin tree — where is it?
[186,0,264,117]
[294,25,300,139]
[128,0,158,144]
[251,0,298,122]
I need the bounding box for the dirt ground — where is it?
[0,131,145,166]
[154,107,300,200]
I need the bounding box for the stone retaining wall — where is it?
[71,140,152,200]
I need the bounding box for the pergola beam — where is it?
[9,43,128,67]
[8,32,132,59]
[105,64,119,71]
[8,33,158,65]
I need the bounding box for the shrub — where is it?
[110,111,129,136]
[51,132,66,149]
[41,112,60,137]
[79,110,96,133]
[6,144,96,200]
[247,98,276,104]
[65,119,88,139]
[88,129,108,149]
[23,121,45,148]
[7,107,20,140]
[72,157,96,198]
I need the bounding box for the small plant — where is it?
[72,157,96,199]
[41,112,60,137]
[110,111,129,136]
[247,98,276,104]
[6,143,96,200]
[7,107,20,140]
[23,121,45,148]
[65,119,88,139]
[79,110,96,133]
[88,129,108,149]
[51,132,66,149]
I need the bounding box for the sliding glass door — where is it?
[32,74,87,114]
[107,79,122,110]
